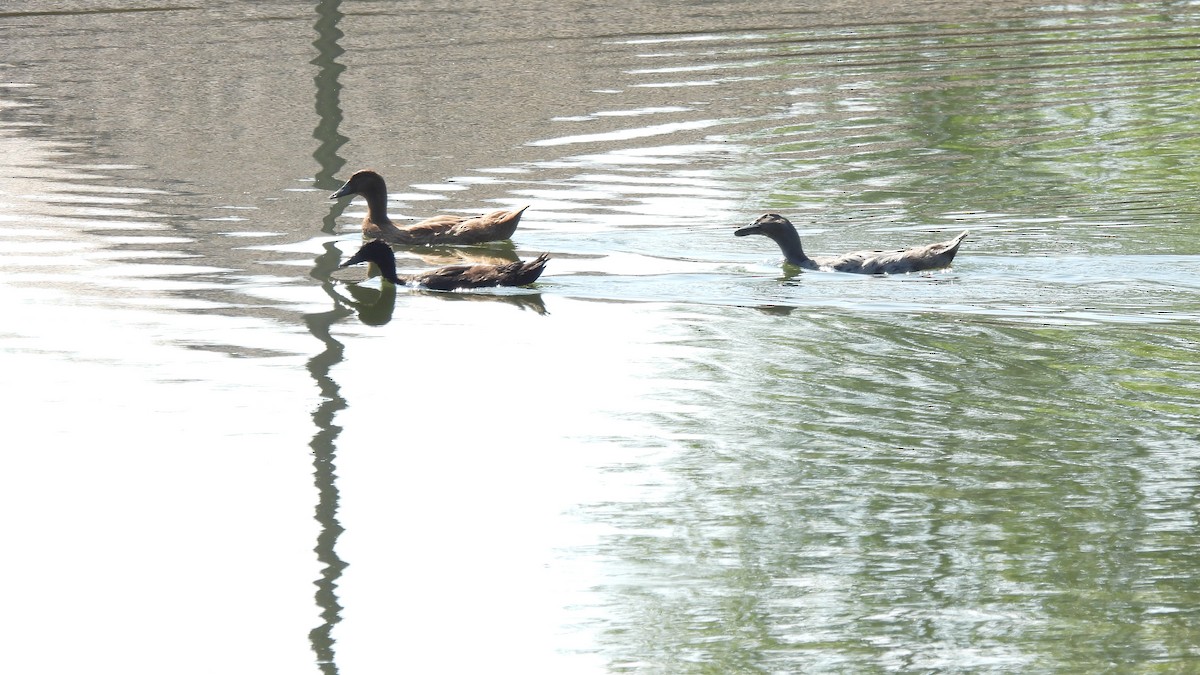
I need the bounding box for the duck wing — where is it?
[445,205,529,244]
[388,214,469,245]
[388,206,529,245]
[816,231,968,274]
[408,253,549,290]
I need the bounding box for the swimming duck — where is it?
[735,214,968,274]
[340,239,549,291]
[330,169,529,245]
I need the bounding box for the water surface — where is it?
[3,0,1200,672]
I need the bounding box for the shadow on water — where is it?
[307,1,349,673]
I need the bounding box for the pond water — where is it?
[3,0,1200,672]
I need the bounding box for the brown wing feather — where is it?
[375,206,530,245]
[445,206,528,244]
[395,215,469,245]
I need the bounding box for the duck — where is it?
[340,239,549,291]
[330,169,529,245]
[734,213,968,274]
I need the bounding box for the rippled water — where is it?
[3,1,1200,672]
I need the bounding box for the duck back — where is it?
[814,231,968,274]
[411,252,549,290]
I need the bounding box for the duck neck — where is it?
[773,228,811,267]
[372,258,401,285]
[363,188,392,227]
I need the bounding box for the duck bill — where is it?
[329,184,352,200]
[734,224,763,237]
[339,251,369,268]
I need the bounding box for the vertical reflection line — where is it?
[309,1,349,673]
[305,299,351,674]
[314,0,347,219]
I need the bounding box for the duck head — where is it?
[735,213,809,266]
[734,213,796,239]
[330,169,385,200]
[340,239,400,284]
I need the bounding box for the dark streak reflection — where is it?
[305,299,351,674]
[336,280,397,326]
[307,1,349,673]
[313,0,347,220]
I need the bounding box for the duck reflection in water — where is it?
[735,213,968,275]
[405,241,525,269]
[338,274,398,326]
[330,169,529,245]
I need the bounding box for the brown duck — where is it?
[735,213,968,274]
[340,239,549,291]
[330,169,529,245]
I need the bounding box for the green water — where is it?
[2,1,1199,672]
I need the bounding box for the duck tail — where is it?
[939,230,969,265]
[511,252,549,286]
[951,229,969,250]
[488,205,530,241]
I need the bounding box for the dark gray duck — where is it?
[735,213,968,275]
[340,239,548,291]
